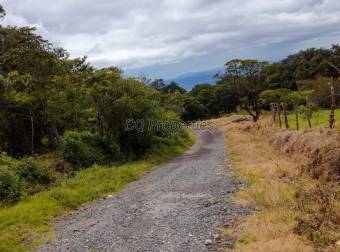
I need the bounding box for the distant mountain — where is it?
[166,68,223,90]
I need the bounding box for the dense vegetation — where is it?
[0,6,196,251]
[0,7,193,206]
[0,3,339,251]
[1,1,339,203]
[1,2,339,205]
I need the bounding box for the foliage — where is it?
[0,153,56,203]
[0,4,5,19]
[259,88,291,105]
[162,82,186,94]
[182,95,207,121]
[0,26,92,156]
[16,157,53,186]
[62,131,119,168]
[298,77,340,108]
[180,83,238,121]
[181,45,340,122]
[295,181,340,247]
[0,166,20,204]
[162,91,186,117]
[0,129,193,252]
[148,78,166,91]
[219,59,269,121]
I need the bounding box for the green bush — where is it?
[62,131,119,168]
[0,153,19,167]
[16,157,53,185]
[0,166,21,203]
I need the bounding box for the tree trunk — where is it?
[270,103,277,123]
[307,116,312,128]
[278,107,282,128]
[49,125,62,146]
[295,111,299,130]
[30,112,34,155]
[304,97,312,128]
[252,108,261,122]
[329,77,336,129]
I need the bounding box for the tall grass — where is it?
[0,131,195,252]
[210,116,315,252]
[212,115,339,252]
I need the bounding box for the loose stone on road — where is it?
[38,129,247,252]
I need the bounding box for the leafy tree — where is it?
[182,95,207,121]
[285,90,315,129]
[265,45,340,90]
[0,26,95,155]
[88,68,175,158]
[298,77,340,108]
[149,79,166,91]
[191,84,217,113]
[162,91,186,117]
[221,59,268,121]
[190,84,213,96]
[162,82,186,94]
[260,88,291,125]
[214,84,238,114]
[0,4,5,20]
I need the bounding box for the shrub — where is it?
[62,131,119,168]
[295,181,340,247]
[16,157,53,185]
[0,153,20,170]
[0,166,21,203]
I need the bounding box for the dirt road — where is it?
[38,129,246,252]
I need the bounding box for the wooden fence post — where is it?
[329,77,336,129]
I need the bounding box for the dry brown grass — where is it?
[258,117,340,180]
[208,115,340,252]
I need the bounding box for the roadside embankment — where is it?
[210,116,339,252]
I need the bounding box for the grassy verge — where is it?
[0,131,195,252]
[209,116,339,252]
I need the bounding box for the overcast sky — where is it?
[2,0,340,78]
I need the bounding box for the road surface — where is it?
[38,129,246,252]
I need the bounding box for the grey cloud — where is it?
[2,0,340,74]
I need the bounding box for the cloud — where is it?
[2,0,340,75]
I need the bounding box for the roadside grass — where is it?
[286,109,340,129]
[210,116,317,252]
[0,131,195,252]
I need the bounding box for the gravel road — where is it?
[38,129,247,252]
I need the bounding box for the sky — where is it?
[1,0,340,79]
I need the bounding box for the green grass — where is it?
[286,109,340,130]
[0,131,195,252]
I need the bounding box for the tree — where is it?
[149,79,166,91]
[222,59,268,121]
[285,90,315,130]
[182,95,207,121]
[267,45,340,90]
[162,91,186,116]
[190,84,220,117]
[297,77,340,108]
[0,4,5,20]
[162,82,186,94]
[260,88,291,127]
[88,68,177,157]
[214,84,238,114]
[0,26,92,155]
